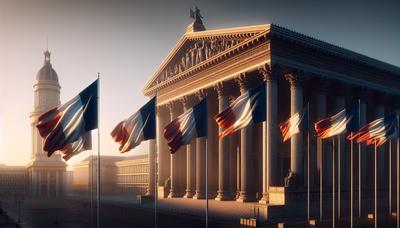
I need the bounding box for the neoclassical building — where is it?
[27,51,67,198]
[143,17,400,217]
[71,155,149,196]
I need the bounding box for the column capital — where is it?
[157,104,169,116]
[180,95,196,109]
[372,91,388,106]
[195,89,207,100]
[214,81,229,98]
[259,65,279,82]
[330,81,349,97]
[285,72,303,87]
[166,100,181,117]
[234,73,249,94]
[309,77,330,94]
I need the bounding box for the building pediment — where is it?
[143,24,271,97]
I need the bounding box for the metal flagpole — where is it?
[320,138,323,222]
[338,135,341,219]
[205,137,208,228]
[332,137,335,228]
[155,106,158,228]
[358,99,361,218]
[307,103,310,222]
[97,73,100,228]
[375,141,378,228]
[397,114,399,228]
[90,120,94,228]
[350,133,354,228]
[390,140,392,215]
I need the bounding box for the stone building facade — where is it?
[142,20,400,219]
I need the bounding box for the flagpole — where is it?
[205,137,209,228]
[155,104,158,228]
[338,135,341,219]
[397,114,399,228]
[91,148,94,228]
[358,99,361,218]
[320,138,323,222]
[332,137,335,228]
[307,102,310,222]
[350,133,354,228]
[375,141,378,228]
[390,140,392,216]
[97,73,100,228]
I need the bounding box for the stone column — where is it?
[215,82,231,201]
[358,92,367,191]
[182,96,196,198]
[229,132,239,198]
[47,171,50,197]
[236,74,256,202]
[146,139,156,196]
[259,66,278,204]
[38,171,41,197]
[334,85,346,216]
[157,106,170,196]
[285,73,304,186]
[167,101,183,198]
[194,91,206,199]
[56,171,59,197]
[375,95,386,193]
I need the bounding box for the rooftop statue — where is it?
[190,6,204,26]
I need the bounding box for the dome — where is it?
[36,51,59,82]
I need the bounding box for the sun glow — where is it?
[0,116,3,162]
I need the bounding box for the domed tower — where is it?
[27,50,67,198]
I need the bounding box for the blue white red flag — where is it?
[36,80,98,160]
[279,107,308,142]
[215,83,266,139]
[164,98,207,154]
[111,97,156,153]
[348,113,398,147]
[314,103,359,139]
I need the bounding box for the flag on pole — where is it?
[315,103,359,139]
[111,97,156,153]
[164,98,207,153]
[279,107,308,142]
[214,83,266,139]
[348,113,398,147]
[36,79,98,160]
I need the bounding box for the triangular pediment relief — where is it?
[143,24,270,95]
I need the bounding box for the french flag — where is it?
[215,83,266,139]
[279,107,308,142]
[349,113,398,147]
[36,80,98,160]
[315,103,359,139]
[111,97,156,153]
[164,98,207,154]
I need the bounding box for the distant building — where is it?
[27,50,66,198]
[115,154,149,195]
[0,165,28,198]
[71,155,149,196]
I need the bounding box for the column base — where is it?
[168,191,179,198]
[215,191,231,201]
[183,190,195,198]
[236,192,256,203]
[259,193,269,204]
[145,191,154,197]
[193,191,205,199]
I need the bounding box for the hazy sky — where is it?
[0,0,399,166]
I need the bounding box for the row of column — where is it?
[147,67,400,203]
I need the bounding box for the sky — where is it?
[0,0,399,166]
